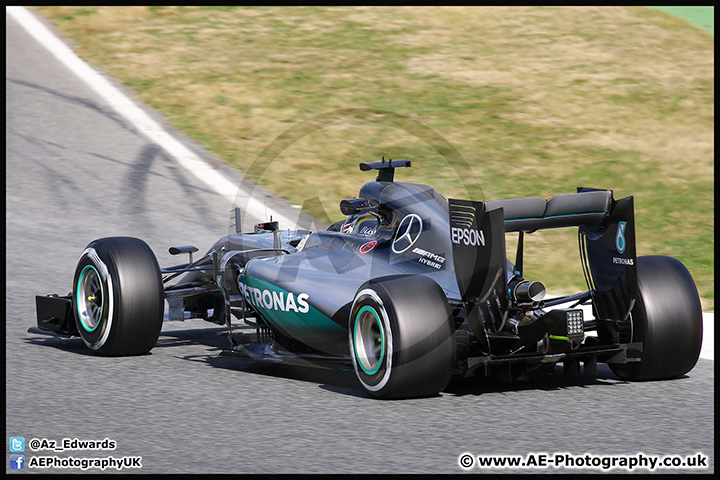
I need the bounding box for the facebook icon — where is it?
[10,455,25,470]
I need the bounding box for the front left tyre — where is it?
[73,237,164,356]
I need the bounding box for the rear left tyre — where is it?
[349,275,455,399]
[73,237,164,356]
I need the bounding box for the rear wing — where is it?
[450,189,637,335]
[485,190,612,234]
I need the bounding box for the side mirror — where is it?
[169,245,200,264]
[340,197,373,216]
[254,221,279,233]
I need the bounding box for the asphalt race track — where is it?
[5,8,714,474]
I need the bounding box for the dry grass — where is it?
[31,6,714,308]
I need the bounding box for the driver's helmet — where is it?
[341,213,379,236]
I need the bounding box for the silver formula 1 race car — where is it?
[32,159,703,399]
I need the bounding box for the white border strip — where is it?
[699,312,714,360]
[7,6,295,229]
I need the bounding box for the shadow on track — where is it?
[26,324,692,400]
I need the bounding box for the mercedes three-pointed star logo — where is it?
[391,214,423,254]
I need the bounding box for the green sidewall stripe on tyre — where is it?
[77,264,101,333]
[355,305,384,376]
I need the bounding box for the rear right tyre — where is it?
[610,255,703,381]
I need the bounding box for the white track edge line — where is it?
[7,6,295,229]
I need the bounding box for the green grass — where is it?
[31,6,714,309]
